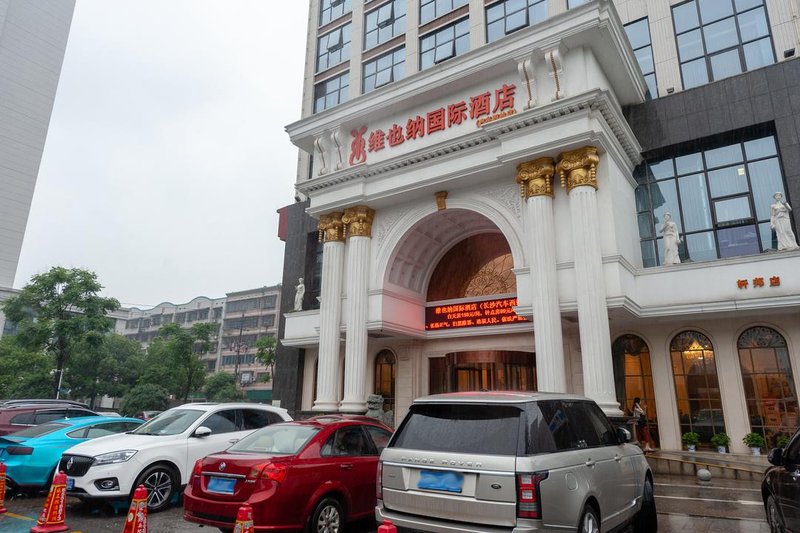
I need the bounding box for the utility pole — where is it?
[232,320,244,386]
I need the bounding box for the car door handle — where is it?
[614,454,621,462]
[340,463,353,470]
[585,459,596,467]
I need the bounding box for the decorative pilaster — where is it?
[313,212,345,411]
[340,206,375,413]
[515,158,566,393]
[557,146,621,415]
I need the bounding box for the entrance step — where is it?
[653,473,765,522]
[646,450,768,482]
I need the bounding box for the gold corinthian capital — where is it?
[556,146,600,192]
[318,211,345,243]
[342,205,376,238]
[515,157,556,199]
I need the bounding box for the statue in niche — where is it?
[293,278,305,311]
[660,213,682,265]
[365,394,394,427]
[770,192,799,251]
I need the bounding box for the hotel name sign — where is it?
[347,83,517,167]
[426,297,528,331]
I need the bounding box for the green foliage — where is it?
[681,431,700,446]
[69,334,143,408]
[204,372,245,402]
[120,383,170,417]
[0,337,53,399]
[710,432,731,447]
[2,267,119,396]
[255,335,277,382]
[776,434,791,448]
[742,432,765,448]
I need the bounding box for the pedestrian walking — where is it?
[632,397,655,452]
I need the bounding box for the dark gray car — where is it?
[376,392,656,533]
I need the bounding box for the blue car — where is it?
[0,416,142,489]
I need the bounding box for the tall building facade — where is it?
[276,0,800,452]
[0,0,76,334]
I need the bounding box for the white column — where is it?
[516,158,566,392]
[558,147,622,416]
[313,212,345,412]
[340,206,375,412]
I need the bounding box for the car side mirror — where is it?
[617,426,632,443]
[194,426,212,438]
[768,447,783,466]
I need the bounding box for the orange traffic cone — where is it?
[0,461,8,514]
[233,503,254,533]
[30,470,68,532]
[122,485,148,533]
[378,519,398,533]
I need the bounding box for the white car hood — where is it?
[64,432,183,457]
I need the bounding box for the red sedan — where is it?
[183,415,392,532]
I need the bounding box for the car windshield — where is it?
[229,424,319,455]
[8,422,68,439]
[131,409,204,436]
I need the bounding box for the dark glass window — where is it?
[202,410,239,434]
[314,72,349,113]
[672,0,774,90]
[317,23,352,72]
[365,425,392,453]
[364,0,406,50]
[420,18,470,70]
[624,18,658,98]
[635,134,787,266]
[323,427,370,456]
[320,0,351,26]
[486,0,547,43]
[363,47,405,93]
[420,0,469,25]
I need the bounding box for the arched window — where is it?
[612,335,658,446]
[670,331,725,444]
[374,350,396,414]
[738,327,798,447]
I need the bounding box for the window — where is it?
[624,18,658,98]
[365,425,392,453]
[241,409,283,430]
[317,23,352,72]
[126,319,140,330]
[636,133,787,266]
[222,354,256,366]
[567,0,588,7]
[262,315,275,328]
[364,0,406,50]
[486,0,547,43]
[323,427,370,456]
[224,317,259,330]
[612,335,658,446]
[738,327,798,448]
[374,350,397,414]
[420,0,468,25]
[672,0,774,90]
[363,47,405,93]
[202,410,239,434]
[314,72,350,113]
[420,18,469,70]
[320,0,351,26]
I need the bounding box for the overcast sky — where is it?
[14,0,309,308]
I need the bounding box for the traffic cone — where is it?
[122,485,148,533]
[233,503,254,533]
[30,470,68,532]
[378,519,398,533]
[0,461,8,514]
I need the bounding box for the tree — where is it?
[2,267,119,397]
[0,337,53,399]
[255,335,277,383]
[204,372,245,402]
[141,322,214,402]
[69,334,144,408]
[120,383,170,417]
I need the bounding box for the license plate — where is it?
[207,477,236,494]
[417,470,464,493]
[66,478,74,490]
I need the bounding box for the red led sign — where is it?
[426,297,528,331]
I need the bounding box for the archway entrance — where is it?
[429,351,536,393]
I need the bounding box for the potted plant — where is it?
[682,431,700,452]
[776,434,790,449]
[711,432,731,453]
[742,432,766,455]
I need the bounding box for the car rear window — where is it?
[229,424,320,455]
[390,404,522,456]
[9,422,68,438]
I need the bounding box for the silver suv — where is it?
[376,392,656,533]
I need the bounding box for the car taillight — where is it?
[376,461,383,500]
[190,459,202,485]
[7,446,33,455]
[249,462,287,483]
[517,471,548,520]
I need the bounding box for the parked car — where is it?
[0,399,89,408]
[0,416,142,490]
[376,392,656,533]
[183,415,393,532]
[0,403,99,436]
[762,426,800,532]
[60,403,291,511]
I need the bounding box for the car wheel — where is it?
[633,476,657,532]
[767,495,785,533]
[578,504,600,533]
[133,464,178,513]
[309,497,343,533]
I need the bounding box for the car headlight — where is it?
[93,450,137,465]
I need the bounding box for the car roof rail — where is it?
[0,399,90,408]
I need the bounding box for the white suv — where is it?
[60,402,291,511]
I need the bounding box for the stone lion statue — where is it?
[366,394,394,427]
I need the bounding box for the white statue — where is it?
[660,212,682,265]
[293,277,305,311]
[770,192,799,251]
